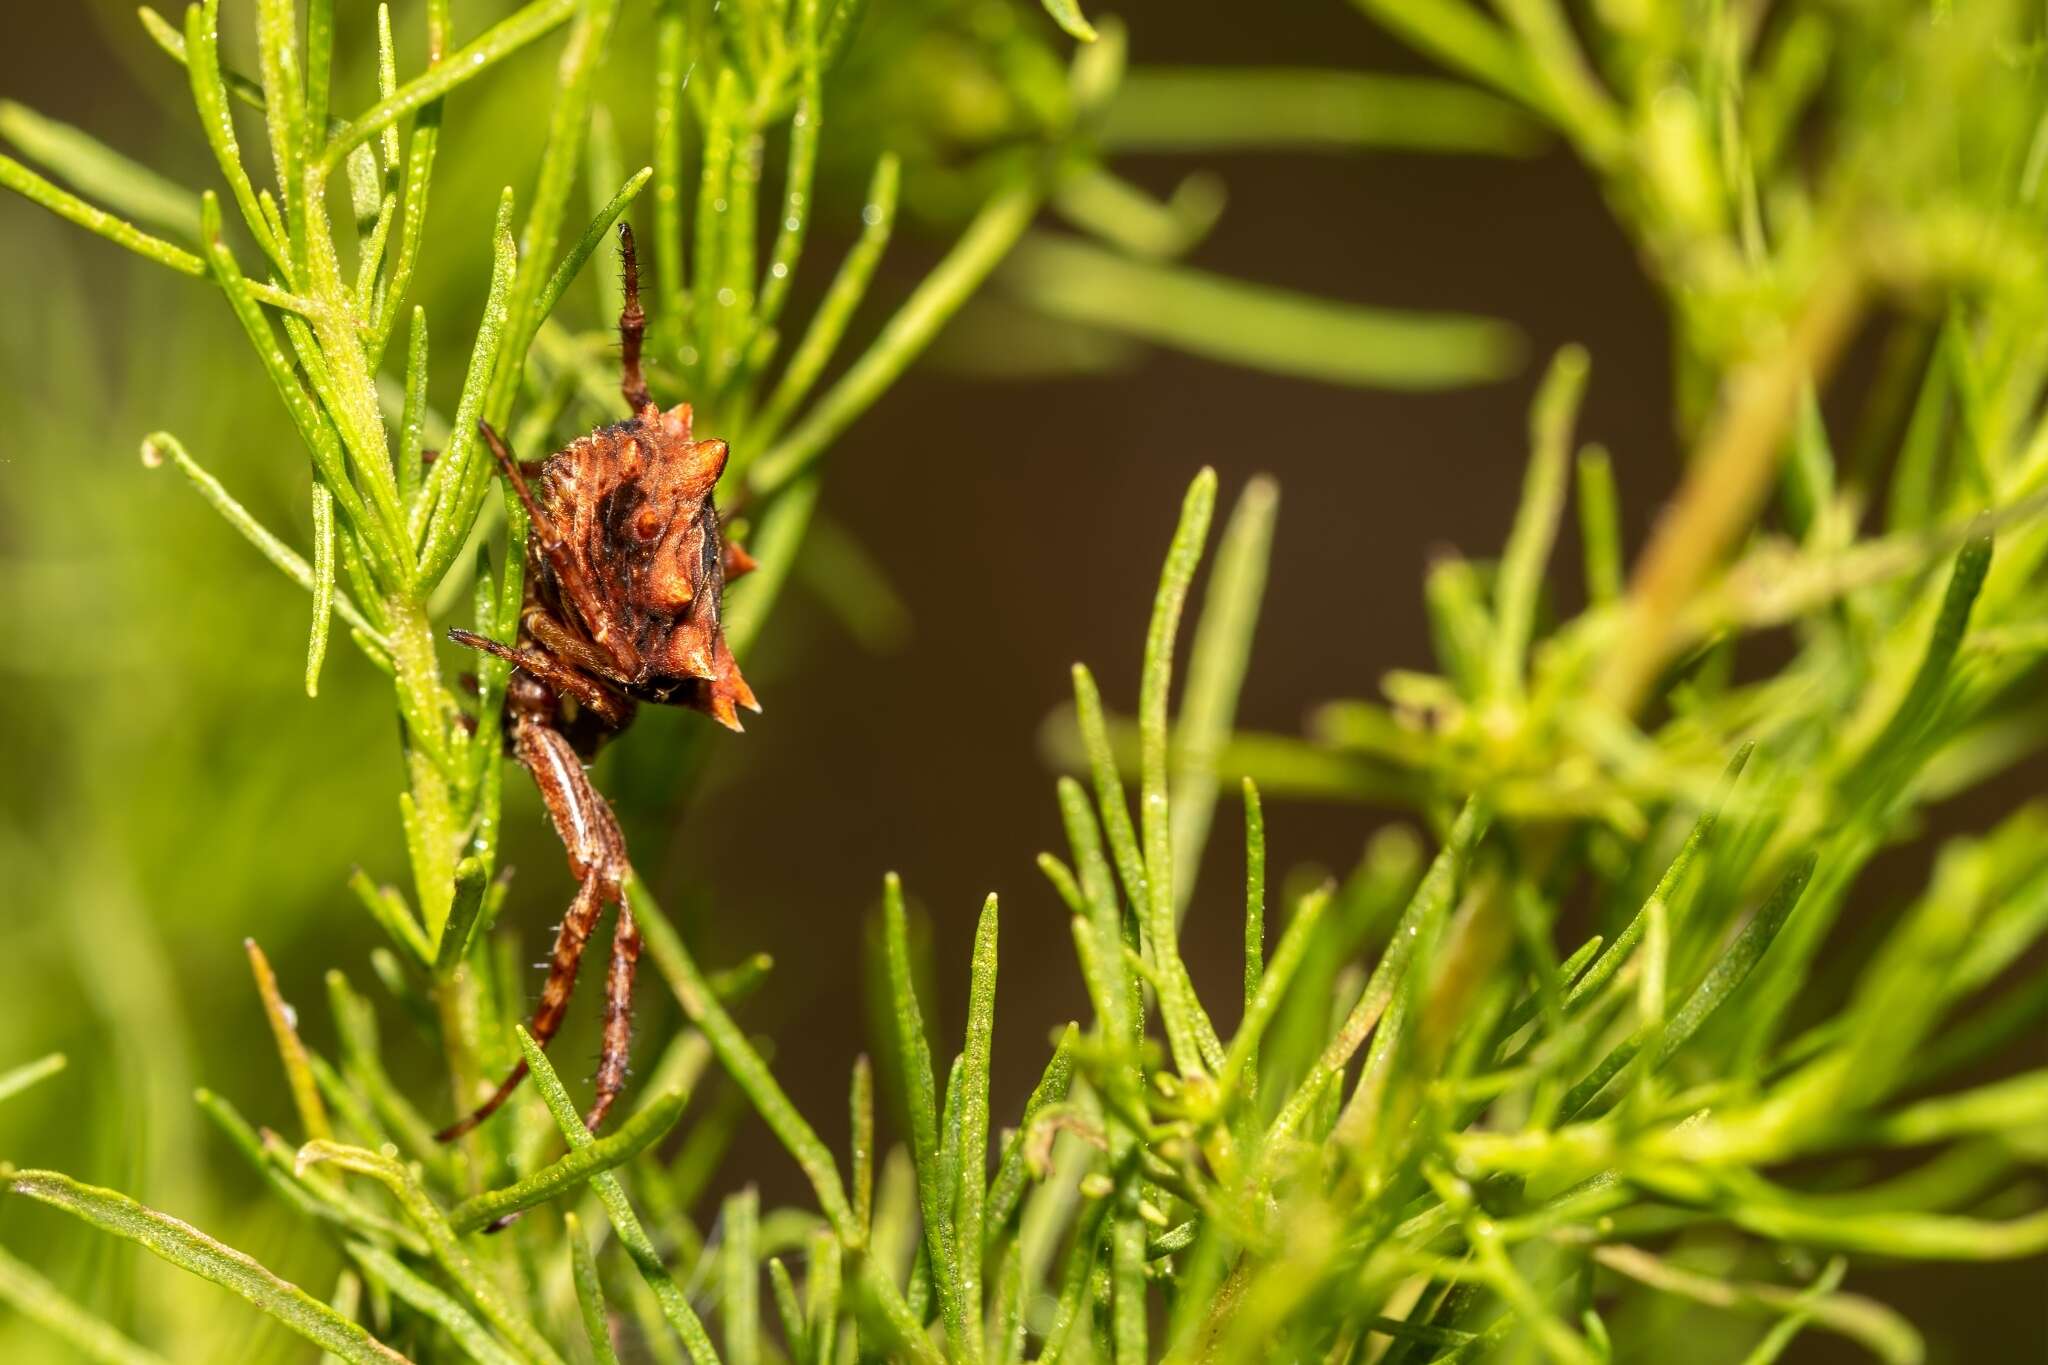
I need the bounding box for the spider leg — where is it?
[436,718,631,1141]
[448,628,633,729]
[514,716,630,887]
[618,222,652,412]
[535,552,647,683]
[478,420,552,535]
[478,423,630,659]
[523,607,628,680]
[434,870,606,1141]
[477,420,647,681]
[586,898,642,1130]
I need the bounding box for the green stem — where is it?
[386,604,457,934]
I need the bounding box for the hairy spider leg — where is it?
[435,871,605,1141]
[447,628,632,729]
[618,223,652,412]
[523,607,629,682]
[477,419,644,679]
[436,718,632,1140]
[478,418,550,534]
[589,898,643,1130]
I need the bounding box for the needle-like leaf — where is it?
[1,1168,407,1363]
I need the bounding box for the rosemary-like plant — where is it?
[2,0,2044,1362]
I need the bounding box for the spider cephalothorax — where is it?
[436,224,756,1141]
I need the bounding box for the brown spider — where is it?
[435,224,758,1142]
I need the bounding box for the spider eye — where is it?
[634,510,664,541]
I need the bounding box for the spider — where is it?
[435,224,758,1141]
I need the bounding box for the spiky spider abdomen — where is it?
[526,403,757,732]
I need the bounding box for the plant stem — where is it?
[1595,269,1864,714]
[386,603,457,934]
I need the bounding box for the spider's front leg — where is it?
[435,692,642,1140]
[618,222,652,412]
[447,628,633,728]
[474,419,646,682]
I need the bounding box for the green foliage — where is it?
[0,1167,405,1363]
[1,0,2045,1362]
